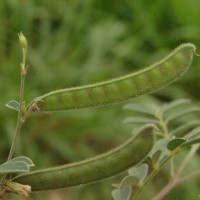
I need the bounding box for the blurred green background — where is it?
[0,0,200,199]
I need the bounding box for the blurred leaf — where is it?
[42,134,76,160]
[143,156,153,167]
[151,150,162,164]
[112,186,132,200]
[171,121,200,136]
[185,127,200,140]
[123,103,155,115]
[123,117,158,125]
[167,138,186,151]
[181,138,200,147]
[119,175,140,188]
[5,100,20,111]
[128,164,148,181]
[0,161,29,174]
[165,106,200,123]
[149,138,170,159]
[162,99,190,113]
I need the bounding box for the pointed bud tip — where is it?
[18,32,27,50]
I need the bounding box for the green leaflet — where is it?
[0,161,29,174]
[5,100,20,112]
[112,186,132,200]
[167,138,186,150]
[0,156,34,174]
[30,43,195,112]
[13,124,155,191]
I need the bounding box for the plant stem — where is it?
[176,145,199,176]
[152,178,179,200]
[155,110,169,138]
[178,170,200,183]
[170,158,174,177]
[152,145,199,200]
[135,146,198,200]
[131,154,173,200]
[7,47,27,161]
[0,33,29,186]
[152,170,200,200]
[131,111,173,200]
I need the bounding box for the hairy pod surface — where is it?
[32,43,196,111]
[13,125,155,191]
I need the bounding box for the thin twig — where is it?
[176,145,199,176]
[153,170,200,200]
[7,34,27,161]
[178,170,200,183]
[1,33,29,186]
[131,154,173,200]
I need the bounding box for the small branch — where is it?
[170,158,174,177]
[178,170,200,184]
[7,33,28,161]
[153,178,178,200]
[156,111,169,137]
[1,33,29,186]
[176,145,199,176]
[153,170,200,200]
[152,146,199,200]
[131,154,172,200]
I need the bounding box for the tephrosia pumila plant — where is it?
[0,33,199,200]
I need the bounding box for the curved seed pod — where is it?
[13,124,155,191]
[32,43,196,112]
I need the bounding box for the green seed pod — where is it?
[31,43,196,112]
[13,124,155,191]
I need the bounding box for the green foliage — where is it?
[2,31,156,198]
[113,99,200,200]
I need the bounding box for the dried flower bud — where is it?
[5,180,31,197]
